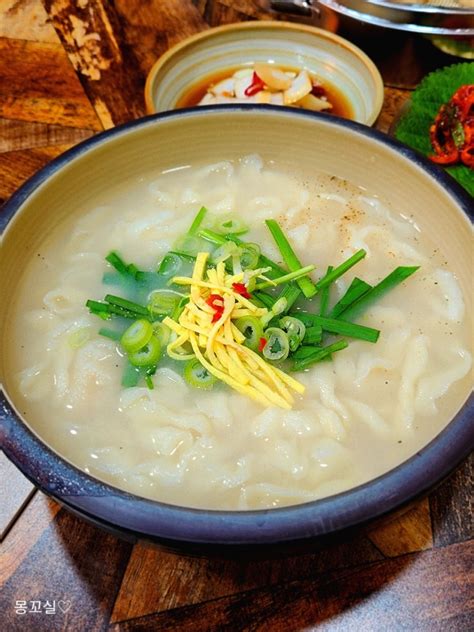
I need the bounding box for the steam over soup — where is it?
[10,156,472,510]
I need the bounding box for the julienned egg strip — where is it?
[163,252,305,409]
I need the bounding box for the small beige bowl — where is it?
[145,21,384,125]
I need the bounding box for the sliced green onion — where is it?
[329,278,372,318]
[262,327,290,361]
[235,315,264,351]
[184,358,218,390]
[188,206,208,235]
[198,229,287,279]
[158,251,195,278]
[147,290,180,318]
[254,264,316,291]
[240,243,261,270]
[214,215,248,236]
[338,266,420,321]
[296,314,379,343]
[172,296,190,320]
[152,321,171,347]
[292,340,349,371]
[145,374,154,390]
[319,265,333,316]
[212,241,241,264]
[68,327,92,349]
[105,294,149,317]
[173,234,209,256]
[276,283,301,313]
[279,316,306,352]
[99,327,123,342]
[265,219,317,298]
[303,325,323,345]
[121,361,141,387]
[261,297,288,327]
[120,319,153,353]
[128,335,161,367]
[315,250,366,291]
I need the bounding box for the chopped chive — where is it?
[105,251,145,280]
[121,362,141,387]
[98,327,123,341]
[172,296,190,320]
[292,344,322,360]
[265,219,317,298]
[338,266,420,321]
[315,250,366,291]
[254,265,316,290]
[105,295,149,317]
[329,278,372,318]
[303,325,323,345]
[297,314,379,343]
[319,265,333,316]
[252,291,276,309]
[292,340,348,371]
[145,374,154,390]
[188,206,208,235]
[276,283,301,313]
[86,299,144,321]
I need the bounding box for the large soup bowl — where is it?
[1,107,473,552]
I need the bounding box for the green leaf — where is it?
[394,63,474,197]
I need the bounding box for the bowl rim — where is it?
[143,20,385,125]
[1,105,473,546]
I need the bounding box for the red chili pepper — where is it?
[206,294,224,309]
[311,84,327,98]
[244,72,265,97]
[258,337,267,353]
[232,283,252,299]
[206,294,225,323]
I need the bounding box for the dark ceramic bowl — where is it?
[1,107,473,552]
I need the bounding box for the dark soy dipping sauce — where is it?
[176,66,354,120]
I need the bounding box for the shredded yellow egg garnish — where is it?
[162,252,305,409]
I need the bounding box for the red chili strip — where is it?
[258,337,267,353]
[244,72,265,97]
[232,283,252,299]
[206,294,224,309]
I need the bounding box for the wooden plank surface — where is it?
[0,0,472,630]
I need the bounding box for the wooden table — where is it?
[0,1,472,630]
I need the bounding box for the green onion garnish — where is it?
[298,314,379,343]
[254,264,316,290]
[303,325,323,345]
[265,219,317,298]
[105,294,149,317]
[184,358,218,390]
[315,250,366,291]
[329,277,372,319]
[292,340,349,371]
[338,266,420,321]
[188,206,208,235]
[99,327,123,341]
[319,265,333,316]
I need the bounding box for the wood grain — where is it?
[367,498,433,557]
[0,452,35,541]
[0,507,132,631]
[0,493,60,586]
[0,118,94,153]
[0,37,101,129]
[0,145,74,205]
[111,535,382,623]
[0,0,58,43]
[430,454,474,548]
[109,541,474,632]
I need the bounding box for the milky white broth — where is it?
[10,155,472,510]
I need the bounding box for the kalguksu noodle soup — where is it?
[9,155,472,510]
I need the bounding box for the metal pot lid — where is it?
[264,0,474,35]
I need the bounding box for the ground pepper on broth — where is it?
[10,156,472,510]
